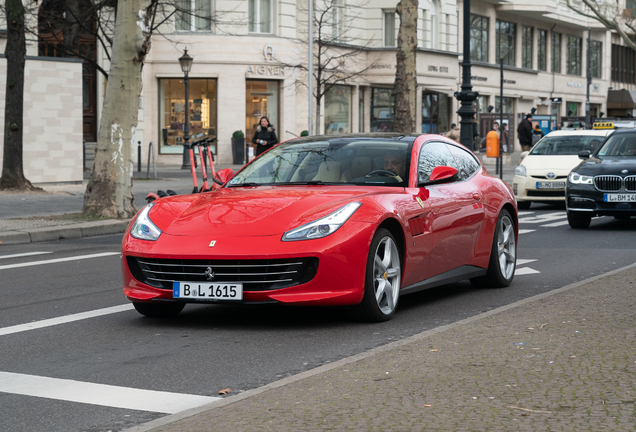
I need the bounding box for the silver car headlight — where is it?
[568,172,594,185]
[130,204,162,241]
[514,165,527,177]
[282,202,362,241]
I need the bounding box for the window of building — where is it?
[248,0,272,33]
[590,40,602,78]
[159,78,217,155]
[330,0,343,41]
[611,43,636,84]
[358,88,365,132]
[324,85,352,134]
[496,20,516,66]
[176,0,212,31]
[245,80,279,152]
[566,101,580,116]
[566,35,582,75]
[430,0,439,49]
[522,26,533,69]
[383,10,396,47]
[422,91,450,134]
[552,32,561,73]
[495,96,514,114]
[371,88,394,132]
[538,29,547,71]
[470,14,488,62]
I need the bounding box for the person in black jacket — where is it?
[252,116,278,156]
[517,114,534,152]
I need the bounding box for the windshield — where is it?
[227,138,411,187]
[530,135,604,156]
[596,134,636,159]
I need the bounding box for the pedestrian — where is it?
[501,122,509,153]
[252,116,278,156]
[517,114,533,152]
[445,123,460,142]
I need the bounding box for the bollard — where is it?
[137,141,142,173]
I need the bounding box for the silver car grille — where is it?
[594,175,622,192]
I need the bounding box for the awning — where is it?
[607,89,636,109]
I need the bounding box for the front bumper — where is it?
[513,175,566,202]
[121,220,376,307]
[566,183,636,216]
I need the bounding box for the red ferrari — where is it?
[122,134,517,322]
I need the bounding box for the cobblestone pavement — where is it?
[0,218,83,232]
[131,265,636,432]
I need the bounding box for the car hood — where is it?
[571,157,636,176]
[521,155,582,176]
[147,186,386,237]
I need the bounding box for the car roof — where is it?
[544,130,612,137]
[605,128,636,136]
[287,133,419,145]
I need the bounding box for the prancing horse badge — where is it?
[209,240,217,247]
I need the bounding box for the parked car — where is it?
[512,130,612,209]
[566,128,636,228]
[122,134,518,322]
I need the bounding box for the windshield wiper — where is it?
[228,182,260,187]
[276,181,330,185]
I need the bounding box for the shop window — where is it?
[552,32,561,73]
[358,88,365,132]
[383,10,396,47]
[590,40,602,78]
[496,20,515,66]
[324,85,352,134]
[611,43,636,84]
[538,29,547,71]
[495,96,514,114]
[566,101,580,116]
[245,80,279,154]
[470,14,488,62]
[422,91,450,134]
[159,78,217,155]
[522,26,533,69]
[249,0,273,33]
[566,35,582,76]
[371,88,394,132]
[176,0,212,31]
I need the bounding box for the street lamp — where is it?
[454,0,478,151]
[179,48,194,169]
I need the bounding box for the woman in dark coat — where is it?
[252,116,278,156]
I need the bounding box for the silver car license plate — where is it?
[536,181,565,189]
[173,282,243,300]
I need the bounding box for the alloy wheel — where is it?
[497,214,516,280]
[373,236,401,315]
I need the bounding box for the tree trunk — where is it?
[0,0,39,191]
[82,0,152,218]
[392,0,418,133]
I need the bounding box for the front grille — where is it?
[594,175,622,192]
[625,176,636,192]
[127,257,319,291]
[527,190,565,197]
[530,175,567,179]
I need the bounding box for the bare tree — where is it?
[0,0,41,190]
[392,0,418,133]
[566,0,636,51]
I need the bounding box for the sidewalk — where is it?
[127,263,636,432]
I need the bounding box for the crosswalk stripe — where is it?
[517,259,537,265]
[518,211,535,216]
[540,220,571,227]
[515,267,541,275]
[519,213,567,224]
[0,251,53,260]
[0,372,219,414]
[519,229,536,234]
[0,252,119,271]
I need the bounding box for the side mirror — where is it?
[216,168,234,184]
[519,151,529,161]
[578,150,591,160]
[420,166,459,186]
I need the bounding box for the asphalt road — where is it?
[1,205,635,432]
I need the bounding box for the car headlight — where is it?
[514,165,527,177]
[282,202,362,241]
[568,172,594,185]
[130,204,162,241]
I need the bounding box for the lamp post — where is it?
[454,0,478,151]
[179,48,194,169]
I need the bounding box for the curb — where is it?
[0,219,131,245]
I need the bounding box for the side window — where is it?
[418,142,456,183]
[447,145,481,181]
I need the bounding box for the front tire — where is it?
[471,209,516,288]
[133,302,185,318]
[351,228,401,322]
[567,211,591,229]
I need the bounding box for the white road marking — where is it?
[0,304,134,336]
[517,259,537,265]
[518,211,535,216]
[0,372,219,414]
[0,252,119,271]
[519,229,536,234]
[519,213,567,224]
[515,267,541,275]
[540,220,571,227]
[0,251,53,260]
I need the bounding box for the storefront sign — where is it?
[246,65,286,76]
[567,82,585,88]
[503,79,516,84]
[471,76,487,81]
[370,64,393,69]
[263,44,275,61]
[428,66,449,73]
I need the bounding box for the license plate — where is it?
[604,193,636,202]
[536,181,565,189]
[173,282,243,300]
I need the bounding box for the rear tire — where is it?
[517,201,531,210]
[470,209,516,289]
[350,228,401,322]
[133,302,185,318]
[567,212,591,229]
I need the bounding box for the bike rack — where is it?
[146,141,157,180]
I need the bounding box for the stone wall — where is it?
[0,56,83,184]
